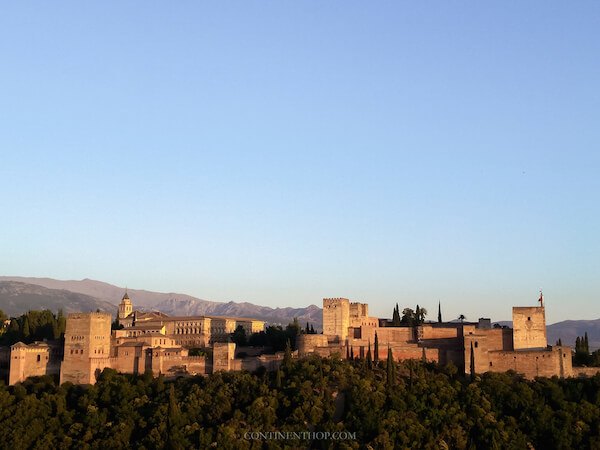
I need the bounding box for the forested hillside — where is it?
[1,357,599,449]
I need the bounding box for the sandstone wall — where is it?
[464,328,514,374]
[573,367,600,377]
[513,306,547,350]
[60,312,112,384]
[349,302,369,328]
[466,342,572,379]
[8,344,60,385]
[110,346,148,374]
[213,342,236,371]
[420,325,461,340]
[487,347,571,379]
[323,298,350,341]
[297,334,329,356]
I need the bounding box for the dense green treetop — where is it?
[2,355,599,449]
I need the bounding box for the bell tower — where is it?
[118,290,133,320]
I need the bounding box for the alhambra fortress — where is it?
[1,292,589,385]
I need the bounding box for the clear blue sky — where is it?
[1,2,599,323]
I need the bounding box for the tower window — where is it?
[37,355,41,362]
[527,317,531,321]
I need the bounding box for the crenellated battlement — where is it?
[67,312,112,320]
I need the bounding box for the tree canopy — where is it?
[1,355,600,448]
[0,310,66,345]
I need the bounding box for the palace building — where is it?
[2,293,267,385]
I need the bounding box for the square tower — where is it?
[323,298,350,341]
[213,342,236,371]
[60,312,112,384]
[512,306,547,350]
[349,302,369,327]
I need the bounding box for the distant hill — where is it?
[0,281,116,316]
[0,276,217,308]
[548,319,600,351]
[0,276,323,328]
[154,298,322,328]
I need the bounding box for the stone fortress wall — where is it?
[300,296,574,380]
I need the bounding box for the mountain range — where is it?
[0,277,322,328]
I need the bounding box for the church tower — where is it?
[118,291,133,320]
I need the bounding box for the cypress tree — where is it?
[576,336,581,353]
[168,384,180,424]
[386,347,395,388]
[366,340,372,369]
[52,318,60,340]
[275,368,282,389]
[470,342,476,381]
[374,331,379,363]
[416,305,421,325]
[310,324,315,334]
[392,304,401,326]
[22,316,31,339]
[421,346,427,363]
[57,309,66,335]
[305,322,310,334]
[346,343,350,360]
[350,346,354,360]
[438,301,442,323]
[585,332,589,354]
[166,384,182,450]
[283,339,292,370]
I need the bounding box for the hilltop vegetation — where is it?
[0,309,66,345]
[1,357,599,449]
